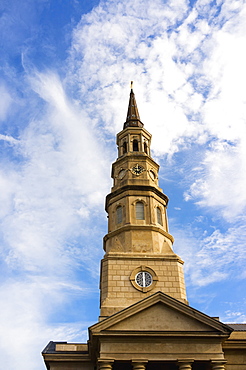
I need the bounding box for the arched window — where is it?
[133,139,139,151]
[136,202,144,220]
[122,141,127,154]
[144,142,148,154]
[116,206,123,224]
[156,207,163,225]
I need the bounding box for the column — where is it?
[148,196,154,225]
[211,360,227,370]
[164,205,168,232]
[98,360,114,370]
[127,133,131,153]
[177,360,194,370]
[140,132,143,152]
[125,194,130,224]
[132,360,148,370]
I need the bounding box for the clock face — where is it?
[118,169,126,179]
[131,164,145,176]
[135,271,153,287]
[130,266,157,292]
[149,170,156,180]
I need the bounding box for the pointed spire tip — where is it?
[123,82,144,129]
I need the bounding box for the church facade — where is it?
[42,87,246,370]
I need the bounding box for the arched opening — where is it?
[136,201,144,220]
[116,206,123,224]
[156,207,163,225]
[122,141,127,154]
[144,142,148,154]
[133,139,139,151]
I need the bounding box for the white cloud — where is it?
[69,0,246,223]
[0,70,111,369]
[0,168,18,218]
[0,134,18,143]
[201,11,246,141]
[173,219,246,289]
[0,84,12,121]
[185,140,246,220]
[67,0,246,175]
[0,279,90,369]
[170,1,246,221]
[224,309,246,324]
[68,0,191,135]
[0,70,112,275]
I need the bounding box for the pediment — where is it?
[107,302,215,332]
[91,292,232,336]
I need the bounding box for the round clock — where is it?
[135,271,153,288]
[130,266,158,292]
[118,169,126,179]
[131,164,145,176]
[149,170,156,180]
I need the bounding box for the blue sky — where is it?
[1,0,246,368]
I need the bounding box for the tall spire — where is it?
[123,81,144,129]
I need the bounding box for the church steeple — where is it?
[42,84,238,370]
[116,86,151,159]
[99,86,188,320]
[124,82,143,129]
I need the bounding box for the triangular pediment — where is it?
[90,292,232,336]
[106,302,216,332]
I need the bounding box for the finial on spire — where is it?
[123,82,144,129]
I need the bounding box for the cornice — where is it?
[102,253,183,263]
[106,185,169,210]
[113,152,159,167]
[103,224,174,243]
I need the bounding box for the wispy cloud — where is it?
[0,69,110,368]
[172,216,246,292]
[0,84,12,121]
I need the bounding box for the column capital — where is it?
[97,359,114,370]
[132,360,148,370]
[211,360,227,370]
[177,359,194,370]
